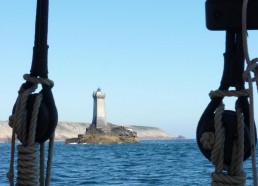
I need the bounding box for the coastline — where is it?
[0,121,182,143]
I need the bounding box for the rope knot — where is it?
[242,58,258,84]
[211,172,246,186]
[23,74,54,87]
[200,132,215,150]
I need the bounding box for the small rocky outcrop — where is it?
[65,124,139,144]
[173,135,186,140]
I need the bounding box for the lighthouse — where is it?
[92,88,107,129]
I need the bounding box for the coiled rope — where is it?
[242,0,258,185]
[6,74,55,186]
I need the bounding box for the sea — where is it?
[0,140,257,186]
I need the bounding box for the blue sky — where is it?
[0,1,258,138]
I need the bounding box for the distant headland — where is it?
[0,121,185,143]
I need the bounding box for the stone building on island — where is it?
[65,88,138,144]
[90,88,108,131]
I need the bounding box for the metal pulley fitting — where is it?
[196,31,256,166]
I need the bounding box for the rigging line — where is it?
[242,0,258,185]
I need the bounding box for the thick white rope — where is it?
[7,84,39,185]
[201,88,247,185]
[242,1,258,185]
[7,74,55,186]
[17,94,42,186]
[201,102,246,186]
[211,103,225,174]
[8,88,41,186]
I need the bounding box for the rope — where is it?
[232,106,245,176]
[7,74,55,186]
[200,132,215,150]
[46,134,55,186]
[6,130,15,186]
[201,102,246,186]
[209,90,249,98]
[242,0,258,185]
[16,144,40,185]
[200,1,258,184]
[40,143,45,186]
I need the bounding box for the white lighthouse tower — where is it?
[92,88,107,129]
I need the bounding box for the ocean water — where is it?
[0,140,257,185]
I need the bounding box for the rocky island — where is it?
[57,122,174,142]
[65,123,139,144]
[65,88,140,144]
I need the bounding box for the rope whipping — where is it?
[6,0,58,184]
[242,0,258,185]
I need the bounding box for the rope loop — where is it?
[198,89,248,185]
[23,73,54,87]
[10,84,39,144]
[208,102,246,185]
[209,90,249,98]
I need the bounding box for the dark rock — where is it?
[86,124,106,135]
[111,126,137,138]
[65,138,80,144]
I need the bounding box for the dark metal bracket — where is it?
[206,0,258,30]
